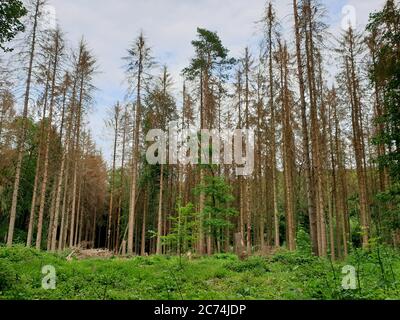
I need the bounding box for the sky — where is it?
[45,0,388,164]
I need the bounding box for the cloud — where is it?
[46,0,389,163]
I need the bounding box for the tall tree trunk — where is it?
[7,0,41,246]
[69,50,85,248]
[304,0,327,256]
[141,187,148,256]
[26,82,50,247]
[293,0,318,254]
[280,43,296,251]
[51,74,71,252]
[58,167,70,251]
[266,4,280,248]
[128,63,142,255]
[156,164,164,254]
[36,32,61,250]
[327,89,342,259]
[46,182,57,250]
[107,104,120,250]
[242,47,252,255]
[115,105,128,254]
[198,70,205,255]
[344,28,370,247]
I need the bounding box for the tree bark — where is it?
[7,0,41,247]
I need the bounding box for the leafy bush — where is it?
[0,259,16,291]
[272,250,317,265]
[225,256,270,273]
[296,228,312,254]
[213,269,229,279]
[0,246,399,300]
[213,253,238,261]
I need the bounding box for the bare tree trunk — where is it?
[127,35,149,255]
[241,49,251,254]
[7,0,41,246]
[115,105,128,254]
[46,182,57,251]
[107,104,120,250]
[336,120,349,257]
[265,5,280,248]
[59,172,70,251]
[327,89,341,259]
[52,74,71,252]
[198,70,205,255]
[245,180,251,254]
[304,0,327,256]
[141,187,147,256]
[74,178,83,247]
[128,97,141,254]
[293,0,317,255]
[156,164,164,254]
[69,54,85,248]
[78,193,84,245]
[27,56,52,247]
[344,29,370,247]
[92,208,97,248]
[26,93,49,247]
[280,43,296,251]
[36,31,61,250]
[317,53,331,258]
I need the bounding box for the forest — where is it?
[0,0,399,300]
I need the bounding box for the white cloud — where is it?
[46,0,390,163]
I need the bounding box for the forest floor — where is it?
[1,245,400,300]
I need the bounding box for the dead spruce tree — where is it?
[124,32,154,255]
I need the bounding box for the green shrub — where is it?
[225,256,270,273]
[213,253,238,261]
[0,245,41,262]
[296,229,312,254]
[272,250,317,265]
[0,246,399,300]
[0,259,16,291]
[213,269,229,279]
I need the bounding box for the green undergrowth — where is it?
[0,245,399,300]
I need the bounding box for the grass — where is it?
[0,245,399,300]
